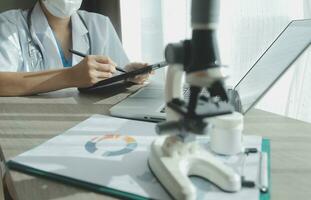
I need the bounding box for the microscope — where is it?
[148,0,242,199]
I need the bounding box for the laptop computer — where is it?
[110,19,311,122]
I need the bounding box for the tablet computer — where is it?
[78,61,167,92]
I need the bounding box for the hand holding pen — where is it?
[69,52,118,88]
[69,49,126,73]
[70,49,154,85]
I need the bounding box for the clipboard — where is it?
[7,139,271,200]
[78,61,167,93]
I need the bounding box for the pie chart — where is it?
[84,134,138,157]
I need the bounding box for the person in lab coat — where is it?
[0,0,150,96]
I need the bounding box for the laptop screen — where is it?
[234,19,311,114]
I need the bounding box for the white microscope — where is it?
[148,0,242,199]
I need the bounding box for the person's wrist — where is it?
[64,67,78,88]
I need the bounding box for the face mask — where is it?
[41,0,83,19]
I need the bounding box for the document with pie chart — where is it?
[8,115,270,200]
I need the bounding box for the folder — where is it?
[7,115,270,200]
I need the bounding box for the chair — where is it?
[0,145,18,200]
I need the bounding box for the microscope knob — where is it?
[165,43,184,64]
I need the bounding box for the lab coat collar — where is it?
[71,12,90,65]
[71,12,88,36]
[30,3,90,67]
[31,3,89,36]
[30,2,63,69]
[31,2,50,34]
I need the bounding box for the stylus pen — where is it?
[259,152,269,193]
[69,49,126,73]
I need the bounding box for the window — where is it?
[121,0,311,122]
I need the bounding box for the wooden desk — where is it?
[1,87,311,200]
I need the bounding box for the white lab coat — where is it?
[0,2,129,72]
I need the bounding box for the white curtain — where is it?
[120,0,311,122]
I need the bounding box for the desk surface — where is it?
[1,87,311,200]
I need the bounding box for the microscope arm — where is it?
[165,64,185,121]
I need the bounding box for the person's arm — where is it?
[0,55,116,96]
